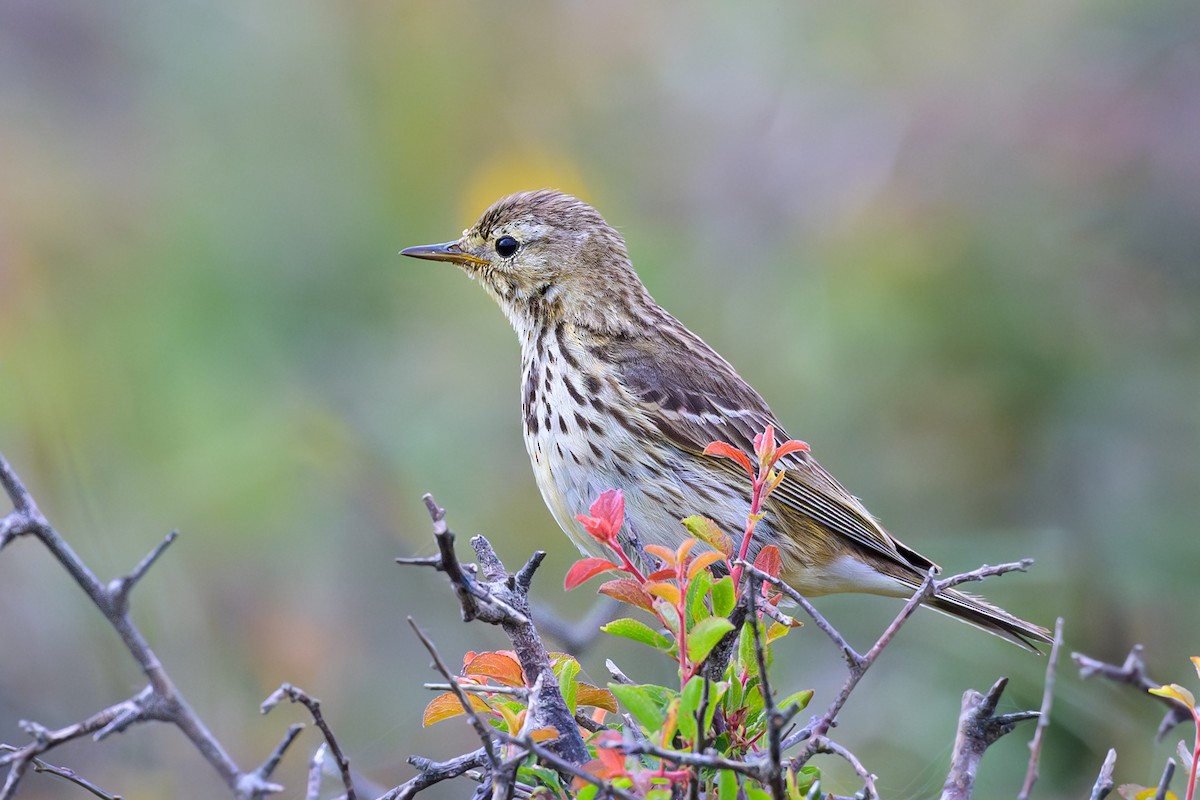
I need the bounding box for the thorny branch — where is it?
[0,453,311,800]
[261,683,356,799]
[940,678,1040,800]
[1090,749,1118,800]
[1019,617,1064,800]
[1073,644,1193,740]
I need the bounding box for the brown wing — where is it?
[606,332,938,576]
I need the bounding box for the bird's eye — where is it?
[495,236,520,258]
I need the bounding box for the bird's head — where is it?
[402,190,654,336]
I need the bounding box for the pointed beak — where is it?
[399,241,489,267]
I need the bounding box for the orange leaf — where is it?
[688,550,726,579]
[564,557,620,590]
[675,538,696,562]
[599,578,654,612]
[464,651,525,687]
[422,692,491,726]
[753,545,782,580]
[646,567,676,581]
[645,581,681,605]
[576,683,619,713]
[644,544,678,565]
[702,441,754,476]
[528,726,560,743]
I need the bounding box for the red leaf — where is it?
[564,557,620,590]
[753,544,782,580]
[703,441,754,476]
[598,578,654,612]
[592,731,628,778]
[463,651,526,687]
[575,489,625,547]
[753,426,777,464]
[774,439,811,460]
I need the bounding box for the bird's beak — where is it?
[399,241,489,267]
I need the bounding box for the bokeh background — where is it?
[2,1,1198,798]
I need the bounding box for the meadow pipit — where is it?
[403,190,1051,651]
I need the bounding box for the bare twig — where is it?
[808,736,878,799]
[382,749,490,800]
[498,730,637,800]
[1074,645,1192,739]
[0,453,328,799]
[424,682,529,698]
[1090,749,1117,800]
[1019,617,1063,800]
[608,736,760,778]
[605,659,635,686]
[1154,758,1176,800]
[305,743,327,800]
[532,596,621,655]
[781,566,940,763]
[0,746,124,800]
[261,684,355,800]
[746,573,786,800]
[939,678,1039,800]
[407,618,501,769]
[245,724,303,797]
[0,455,275,798]
[761,559,1035,758]
[398,495,588,765]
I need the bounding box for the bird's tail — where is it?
[927,586,1052,653]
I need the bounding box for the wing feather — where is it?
[607,333,937,575]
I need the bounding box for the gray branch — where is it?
[1073,645,1192,739]
[1018,617,1064,800]
[939,678,1039,800]
[397,494,588,766]
[0,453,303,799]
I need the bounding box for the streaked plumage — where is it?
[402,190,1051,651]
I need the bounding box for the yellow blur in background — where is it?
[2,2,1199,798]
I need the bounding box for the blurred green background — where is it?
[2,1,1198,798]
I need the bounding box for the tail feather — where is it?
[927,587,1052,653]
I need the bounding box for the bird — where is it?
[401,189,1051,651]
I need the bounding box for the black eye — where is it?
[495,236,520,258]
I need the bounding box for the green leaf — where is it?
[780,689,814,714]
[717,769,739,800]
[576,783,598,800]
[726,673,743,711]
[609,683,666,731]
[522,764,564,796]
[711,575,735,617]
[680,675,705,718]
[687,617,735,665]
[745,784,773,800]
[738,622,758,676]
[686,567,713,625]
[557,656,580,715]
[677,676,704,741]
[704,681,727,731]
[789,765,820,797]
[602,617,671,650]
